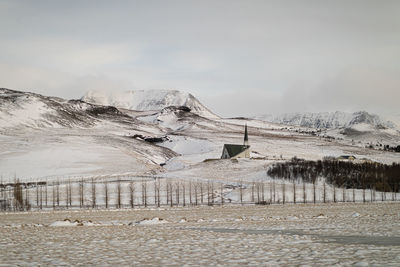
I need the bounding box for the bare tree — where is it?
[293,180,296,204]
[169,182,173,207]
[91,178,96,208]
[282,182,286,204]
[370,186,373,202]
[52,182,56,209]
[175,182,180,206]
[261,182,265,203]
[36,182,39,209]
[251,181,255,203]
[256,182,260,203]
[129,180,134,208]
[211,181,214,205]
[79,179,84,208]
[157,179,161,207]
[65,180,69,209]
[313,179,316,204]
[189,181,192,205]
[200,182,204,205]
[342,186,346,202]
[362,175,366,203]
[45,181,48,208]
[273,179,276,203]
[269,181,273,204]
[142,180,147,207]
[116,179,121,209]
[381,173,385,202]
[166,181,170,206]
[220,183,224,206]
[56,180,60,207]
[154,179,157,206]
[303,181,306,204]
[207,180,210,206]
[182,182,186,207]
[373,186,376,202]
[362,185,366,203]
[25,185,30,210]
[239,180,243,205]
[333,185,336,203]
[13,180,24,211]
[39,183,43,210]
[68,180,72,207]
[104,181,109,209]
[194,182,198,206]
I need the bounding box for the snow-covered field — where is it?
[1,203,399,266]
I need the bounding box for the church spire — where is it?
[244,124,248,146]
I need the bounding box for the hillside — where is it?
[0,88,136,130]
[0,88,177,179]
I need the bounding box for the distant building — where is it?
[337,155,356,161]
[221,124,250,159]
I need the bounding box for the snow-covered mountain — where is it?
[255,111,396,130]
[81,89,218,119]
[0,88,135,130]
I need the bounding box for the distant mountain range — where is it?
[81,89,218,119]
[255,111,397,130]
[2,88,397,134]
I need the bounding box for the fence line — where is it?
[1,177,399,212]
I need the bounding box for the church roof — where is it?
[223,144,250,158]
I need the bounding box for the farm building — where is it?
[221,124,250,159]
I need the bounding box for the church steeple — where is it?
[244,124,248,146]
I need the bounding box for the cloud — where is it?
[0,1,399,117]
[0,39,140,74]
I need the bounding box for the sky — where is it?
[0,0,399,118]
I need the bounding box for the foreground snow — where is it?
[0,203,399,266]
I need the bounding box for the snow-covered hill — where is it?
[81,89,219,119]
[0,88,137,130]
[0,88,179,179]
[255,111,396,130]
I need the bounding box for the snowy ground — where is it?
[1,203,399,266]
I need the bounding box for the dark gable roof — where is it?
[223,144,250,158]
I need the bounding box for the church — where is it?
[221,124,250,159]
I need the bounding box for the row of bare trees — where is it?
[267,157,400,193]
[1,174,399,211]
[1,178,230,211]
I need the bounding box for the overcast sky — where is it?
[0,0,399,117]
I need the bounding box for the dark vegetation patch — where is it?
[86,106,122,116]
[130,134,169,143]
[267,157,400,192]
[163,105,191,112]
